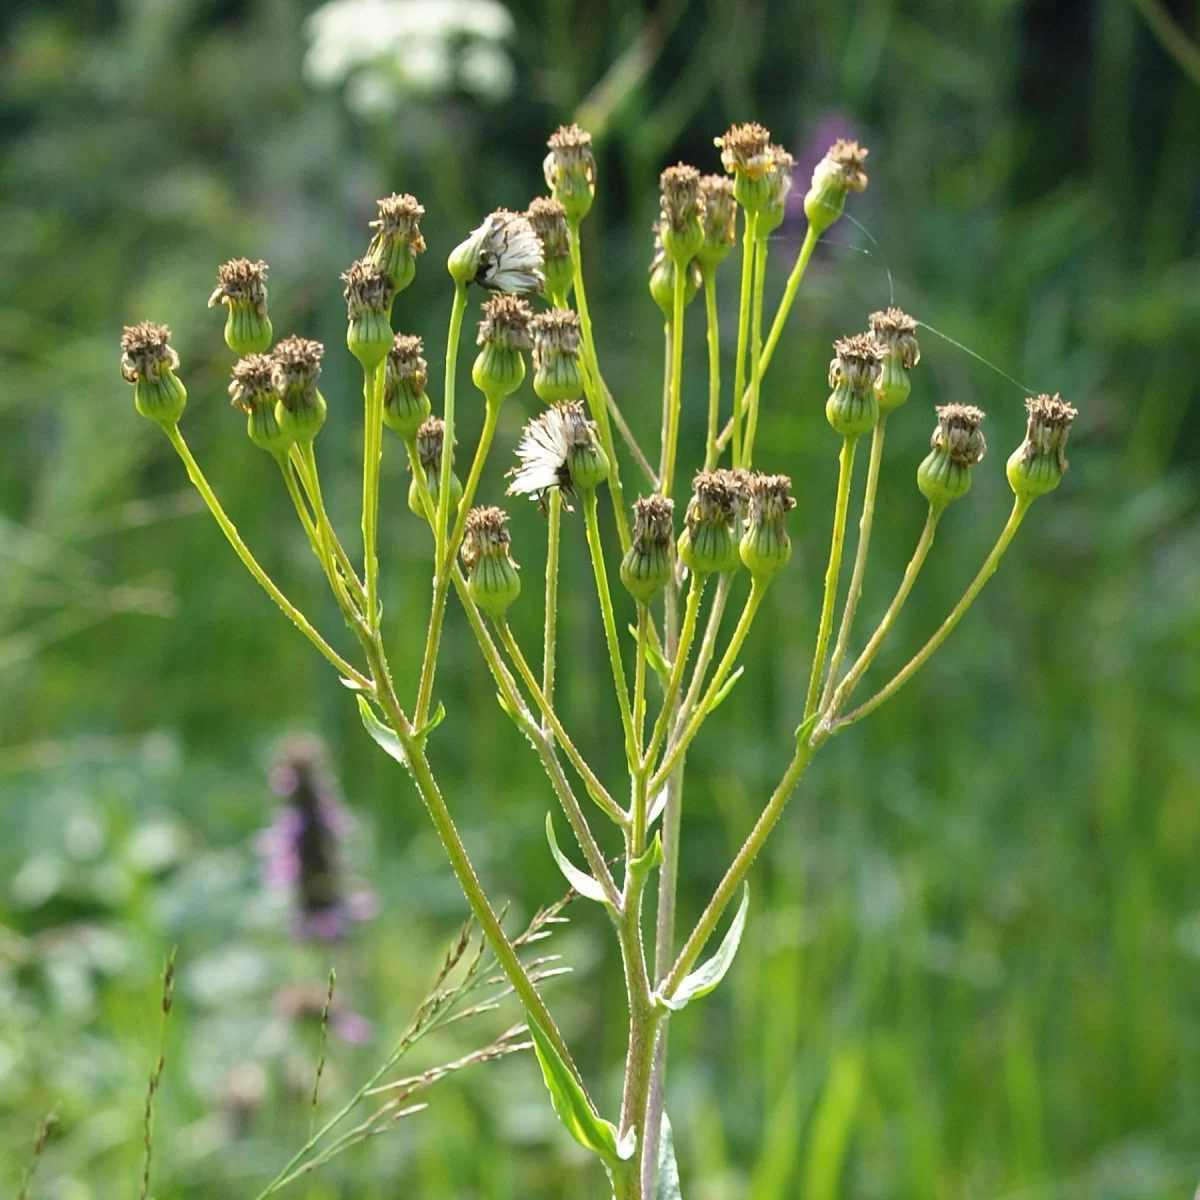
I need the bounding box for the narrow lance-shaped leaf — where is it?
[658,885,750,1012]
[358,696,408,768]
[656,1112,682,1200]
[545,813,610,907]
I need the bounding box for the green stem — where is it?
[661,262,686,498]
[702,268,721,470]
[634,602,649,760]
[162,424,370,688]
[292,444,364,602]
[582,487,638,765]
[643,571,705,772]
[836,497,1031,728]
[672,572,731,741]
[731,209,759,467]
[542,488,562,734]
[758,223,818,381]
[437,284,469,567]
[362,360,385,628]
[277,452,321,555]
[803,436,858,720]
[662,740,816,999]
[570,220,631,550]
[650,578,766,795]
[820,417,887,711]
[741,235,769,467]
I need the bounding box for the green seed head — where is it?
[342,258,396,371]
[121,321,187,426]
[918,403,987,510]
[381,333,431,438]
[804,139,868,235]
[230,353,291,453]
[367,193,426,295]
[531,308,585,403]
[543,123,597,223]
[472,294,532,398]
[1006,393,1078,502]
[462,506,521,618]
[715,122,775,214]
[526,196,575,302]
[755,145,795,239]
[649,224,701,319]
[826,333,884,437]
[621,495,675,601]
[869,308,920,414]
[208,259,272,355]
[739,472,796,581]
[408,416,462,516]
[659,163,705,264]
[696,175,736,270]
[678,469,745,575]
[271,336,327,443]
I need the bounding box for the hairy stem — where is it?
[702,268,722,470]
[731,209,759,467]
[362,360,385,628]
[436,283,469,566]
[661,262,686,497]
[542,487,562,735]
[741,235,769,467]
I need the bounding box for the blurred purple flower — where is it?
[256,734,376,941]
[789,110,861,228]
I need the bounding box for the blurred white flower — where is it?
[305,0,516,111]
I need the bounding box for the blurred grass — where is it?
[2,0,1199,1196]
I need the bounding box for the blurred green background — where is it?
[3,0,1200,1196]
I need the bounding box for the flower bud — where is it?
[272,336,327,443]
[367,193,426,294]
[755,146,795,240]
[826,333,884,438]
[208,258,273,355]
[472,294,532,397]
[382,333,431,438]
[1006,393,1078,501]
[531,309,585,403]
[917,404,986,509]
[461,506,521,618]
[342,258,395,371]
[543,123,597,223]
[507,401,607,503]
[659,164,705,264]
[804,139,868,235]
[649,225,701,319]
[230,353,291,453]
[715,122,775,214]
[120,321,187,426]
[448,209,545,294]
[696,175,736,270]
[525,196,574,301]
[868,308,920,414]
[678,469,745,575]
[621,495,675,601]
[408,416,463,516]
[739,473,796,581]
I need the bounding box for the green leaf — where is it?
[795,710,821,748]
[708,665,744,712]
[527,1020,623,1165]
[357,697,408,768]
[339,676,366,691]
[629,831,663,883]
[545,813,610,907]
[628,623,669,677]
[658,886,749,1012]
[656,1112,682,1200]
[414,701,446,741]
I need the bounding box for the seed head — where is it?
[805,139,869,234]
[526,196,573,298]
[415,415,449,472]
[477,294,534,351]
[341,257,396,318]
[368,193,426,292]
[461,505,514,569]
[271,336,324,410]
[382,333,431,438]
[827,334,884,437]
[739,473,796,581]
[229,353,276,413]
[621,495,675,601]
[715,122,773,179]
[933,403,987,465]
[462,506,521,617]
[697,175,736,268]
[448,209,545,295]
[544,124,597,221]
[1007,393,1078,500]
[208,258,269,314]
[531,309,585,403]
[120,321,178,384]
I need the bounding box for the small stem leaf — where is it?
[339,676,367,691]
[415,701,447,742]
[656,1112,682,1200]
[357,696,408,768]
[629,623,670,677]
[658,885,749,1012]
[545,813,611,907]
[629,830,663,883]
[648,785,670,827]
[795,711,821,748]
[496,691,519,720]
[527,1020,621,1165]
[707,665,745,713]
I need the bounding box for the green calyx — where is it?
[1006,393,1078,502]
[247,399,292,453]
[409,465,462,518]
[917,447,973,509]
[826,334,884,438]
[919,403,987,509]
[533,351,585,404]
[620,496,675,601]
[649,250,700,319]
[569,440,610,493]
[134,371,187,427]
[472,343,525,397]
[122,322,187,427]
[347,311,394,372]
[276,389,327,444]
[223,304,273,356]
[462,506,521,617]
[679,522,739,576]
[739,473,795,581]
[383,382,431,439]
[874,355,912,414]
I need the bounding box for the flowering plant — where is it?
[121,120,1076,1198]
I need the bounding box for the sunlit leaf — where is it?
[658,886,749,1012]
[545,813,610,907]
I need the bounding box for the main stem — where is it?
[702,268,721,471]
[837,497,1031,727]
[821,417,887,710]
[741,236,769,467]
[804,435,858,720]
[731,209,759,467]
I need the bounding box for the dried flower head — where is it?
[341,257,396,318]
[757,145,796,236]
[688,469,741,531]
[415,415,449,473]
[382,333,431,437]
[746,472,797,523]
[409,415,462,515]
[829,332,886,387]
[229,353,276,413]
[697,175,736,267]
[449,209,545,295]
[621,495,675,600]
[120,321,178,384]
[531,308,581,358]
[740,473,796,580]
[827,333,885,437]
[507,400,607,503]
[544,123,597,221]
[368,193,426,292]
[869,308,921,413]
[933,403,987,465]
[632,494,675,547]
[271,336,324,409]
[526,196,573,297]
[387,333,427,389]
[660,164,704,232]
[461,505,513,570]
[477,294,534,350]
[648,222,702,317]
[1007,394,1078,500]
[805,139,870,233]
[715,122,773,179]
[822,139,869,191]
[462,506,521,616]
[530,309,584,403]
[208,258,269,313]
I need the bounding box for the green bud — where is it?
[678,469,745,575]
[1006,393,1078,501]
[739,473,796,581]
[543,123,597,223]
[869,308,921,414]
[715,122,775,214]
[382,333,431,438]
[272,335,327,443]
[621,495,675,601]
[367,193,426,295]
[409,416,463,517]
[208,259,273,355]
[462,506,521,618]
[342,258,395,371]
[755,146,795,240]
[803,139,869,236]
[472,294,532,397]
[649,227,701,319]
[826,333,884,437]
[530,309,585,403]
[229,354,290,453]
[526,197,575,302]
[121,321,187,426]
[917,404,987,509]
[696,175,736,270]
[659,164,705,264]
